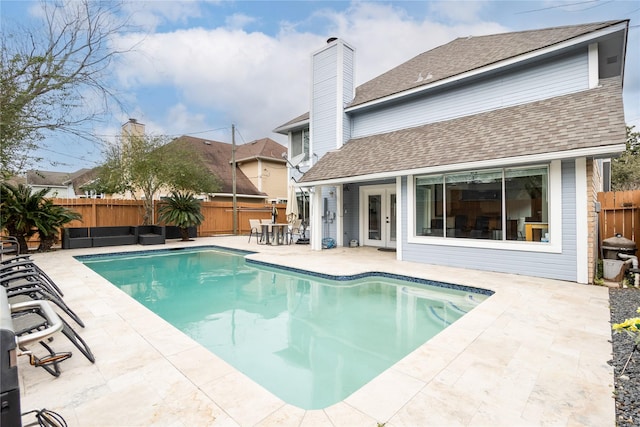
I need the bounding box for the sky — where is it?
[2,0,639,173]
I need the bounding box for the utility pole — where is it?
[232,124,238,235]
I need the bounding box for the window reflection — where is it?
[415,166,549,242]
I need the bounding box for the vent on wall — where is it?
[607,56,618,64]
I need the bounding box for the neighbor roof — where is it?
[170,136,265,196]
[26,169,91,187]
[299,77,625,184]
[235,137,287,163]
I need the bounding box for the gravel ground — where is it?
[609,287,640,427]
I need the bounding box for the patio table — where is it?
[261,224,288,245]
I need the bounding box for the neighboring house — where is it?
[274,20,629,284]
[168,135,287,202]
[235,137,289,201]
[25,169,93,198]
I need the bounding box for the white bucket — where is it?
[603,259,624,280]
[349,240,358,248]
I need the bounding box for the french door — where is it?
[362,185,396,248]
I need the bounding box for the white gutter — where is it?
[296,143,626,187]
[273,118,310,135]
[345,22,628,113]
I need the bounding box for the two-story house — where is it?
[274,20,629,284]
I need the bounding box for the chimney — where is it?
[121,118,145,138]
[310,38,355,153]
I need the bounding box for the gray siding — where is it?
[400,161,578,282]
[342,183,360,244]
[352,50,589,138]
[321,187,339,241]
[312,45,339,157]
[342,46,355,144]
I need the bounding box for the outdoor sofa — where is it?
[136,225,166,245]
[90,226,137,247]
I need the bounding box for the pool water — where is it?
[80,248,490,409]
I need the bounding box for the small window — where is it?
[291,129,310,162]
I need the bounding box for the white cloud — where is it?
[122,0,204,32]
[428,0,489,23]
[107,2,509,145]
[225,13,258,30]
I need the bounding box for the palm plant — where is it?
[35,199,82,252]
[158,191,204,241]
[1,183,48,253]
[1,182,81,253]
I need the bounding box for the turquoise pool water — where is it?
[79,247,490,409]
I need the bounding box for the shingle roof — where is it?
[235,137,287,163]
[299,77,625,183]
[273,112,309,133]
[349,20,626,108]
[170,136,264,195]
[26,169,91,186]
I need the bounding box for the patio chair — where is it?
[248,219,263,243]
[288,219,302,244]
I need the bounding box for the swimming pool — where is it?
[79,247,491,409]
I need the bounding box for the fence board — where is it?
[47,198,286,241]
[597,190,640,253]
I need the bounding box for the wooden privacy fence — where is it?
[597,190,640,252]
[53,198,286,237]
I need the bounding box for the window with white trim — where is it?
[290,129,310,162]
[415,166,549,242]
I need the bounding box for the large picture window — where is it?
[415,166,549,242]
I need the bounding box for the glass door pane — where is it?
[368,195,381,241]
[389,193,396,243]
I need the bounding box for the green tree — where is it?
[0,182,81,253]
[611,126,640,191]
[98,134,221,225]
[0,0,132,176]
[158,191,205,241]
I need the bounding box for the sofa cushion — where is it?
[90,226,135,238]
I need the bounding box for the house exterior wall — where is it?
[259,159,288,200]
[342,183,361,245]
[351,50,589,138]
[238,162,260,192]
[284,24,626,282]
[31,185,75,199]
[587,158,600,283]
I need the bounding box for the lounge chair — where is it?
[9,297,69,377]
[11,299,95,376]
[2,272,85,328]
[1,256,65,297]
[0,236,19,260]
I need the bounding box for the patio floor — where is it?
[16,236,614,426]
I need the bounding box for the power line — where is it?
[516,0,601,14]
